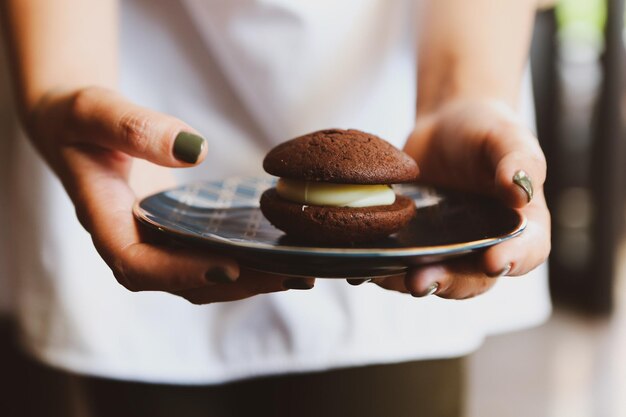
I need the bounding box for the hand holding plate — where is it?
[376,98,551,299]
[25,87,294,302]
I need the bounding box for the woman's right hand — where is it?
[26,87,313,303]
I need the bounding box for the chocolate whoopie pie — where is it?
[260,129,419,244]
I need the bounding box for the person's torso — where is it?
[7,0,550,384]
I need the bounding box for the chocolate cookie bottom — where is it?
[260,188,416,244]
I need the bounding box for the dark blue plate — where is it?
[133,177,525,278]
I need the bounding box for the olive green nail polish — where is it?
[174,132,205,164]
[282,278,314,290]
[205,267,235,284]
[513,170,533,203]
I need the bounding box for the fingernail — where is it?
[347,278,372,286]
[412,282,439,298]
[205,267,236,284]
[282,278,314,290]
[487,263,512,278]
[513,170,533,203]
[173,132,206,164]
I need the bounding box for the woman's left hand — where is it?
[373,98,551,299]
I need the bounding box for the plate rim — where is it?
[133,188,527,258]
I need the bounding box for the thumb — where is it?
[487,122,546,208]
[65,87,207,167]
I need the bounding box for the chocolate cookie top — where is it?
[263,129,419,184]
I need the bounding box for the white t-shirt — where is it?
[7,0,550,384]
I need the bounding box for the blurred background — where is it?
[470,0,626,415]
[2,0,626,416]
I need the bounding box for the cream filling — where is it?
[276,178,396,208]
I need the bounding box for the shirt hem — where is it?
[18,301,551,386]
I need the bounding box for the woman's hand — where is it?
[27,87,313,304]
[374,98,550,299]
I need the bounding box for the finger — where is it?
[66,87,207,167]
[67,148,238,293]
[114,244,239,292]
[174,270,315,305]
[403,194,550,298]
[377,201,549,300]
[486,122,546,208]
[403,259,499,300]
[374,257,498,300]
[481,193,551,277]
[347,278,373,286]
[371,275,405,292]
